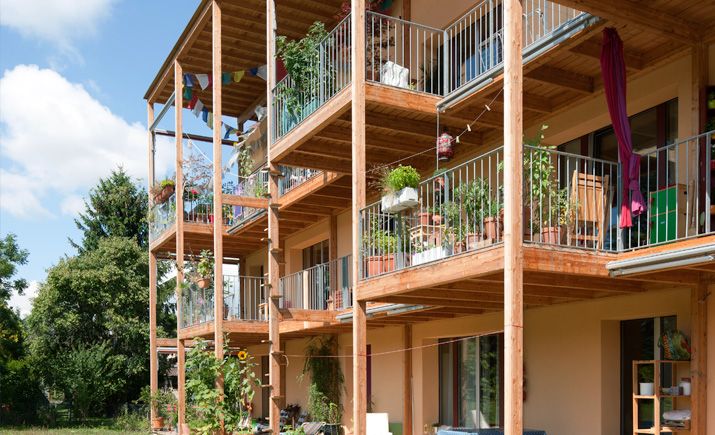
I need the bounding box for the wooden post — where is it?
[691,43,707,135]
[177,338,186,434]
[173,59,187,432]
[351,0,367,433]
[330,215,338,306]
[211,0,225,398]
[266,0,282,433]
[691,277,708,435]
[147,101,158,422]
[503,0,524,434]
[403,324,413,435]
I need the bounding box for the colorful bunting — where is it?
[222,72,232,85]
[183,86,192,101]
[192,99,204,117]
[233,70,245,83]
[195,74,210,90]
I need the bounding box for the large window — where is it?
[302,239,329,269]
[439,334,503,428]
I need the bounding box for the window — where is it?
[302,239,329,269]
[439,334,503,428]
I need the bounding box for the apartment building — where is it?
[145,0,715,434]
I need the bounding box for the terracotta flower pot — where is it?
[483,217,501,241]
[151,416,164,431]
[540,225,567,245]
[418,212,431,226]
[366,255,396,277]
[154,185,175,204]
[197,277,211,289]
[465,233,482,250]
[181,423,190,434]
[432,214,443,225]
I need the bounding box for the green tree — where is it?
[71,168,149,252]
[0,233,28,301]
[61,342,125,420]
[27,237,152,413]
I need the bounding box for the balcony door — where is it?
[439,334,504,428]
[302,240,330,309]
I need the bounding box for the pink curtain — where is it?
[600,27,646,228]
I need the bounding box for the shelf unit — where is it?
[632,360,691,434]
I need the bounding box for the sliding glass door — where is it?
[440,334,503,428]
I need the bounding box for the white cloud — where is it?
[60,194,86,216]
[0,0,115,49]
[0,65,171,218]
[9,280,39,318]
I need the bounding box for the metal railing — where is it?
[359,148,505,279]
[149,192,176,241]
[366,11,445,95]
[180,275,266,328]
[522,145,619,251]
[236,164,269,199]
[272,13,352,141]
[623,131,713,250]
[278,166,323,196]
[279,255,353,311]
[445,0,583,94]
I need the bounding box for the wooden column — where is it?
[173,59,187,433]
[351,0,367,432]
[177,338,186,434]
[266,0,282,433]
[329,215,338,307]
[691,43,708,136]
[147,101,158,421]
[502,0,524,434]
[211,0,225,364]
[403,324,413,435]
[691,277,708,435]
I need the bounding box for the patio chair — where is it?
[568,170,610,249]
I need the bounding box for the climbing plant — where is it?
[303,335,344,423]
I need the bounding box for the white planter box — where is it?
[412,246,448,266]
[381,187,419,213]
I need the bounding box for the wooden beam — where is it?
[149,252,158,421]
[548,0,700,45]
[223,194,269,209]
[526,65,594,94]
[352,0,367,432]
[692,42,708,136]
[266,0,282,432]
[690,276,708,435]
[173,59,187,434]
[403,324,413,435]
[503,0,524,434]
[211,3,225,415]
[177,338,186,434]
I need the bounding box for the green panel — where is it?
[649,186,678,216]
[388,422,403,435]
[649,210,678,244]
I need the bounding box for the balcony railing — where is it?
[180,275,266,328]
[278,165,323,196]
[149,192,176,241]
[270,1,587,141]
[623,131,713,250]
[279,255,353,311]
[445,0,584,94]
[366,11,445,95]
[272,14,352,141]
[358,132,715,279]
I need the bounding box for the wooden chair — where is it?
[568,171,611,249]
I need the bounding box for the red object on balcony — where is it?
[437,130,454,161]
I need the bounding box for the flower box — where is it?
[381,187,419,214]
[412,246,448,266]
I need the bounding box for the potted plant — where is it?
[539,187,573,245]
[365,225,398,276]
[152,178,175,204]
[483,199,503,243]
[379,165,421,213]
[639,364,655,396]
[195,250,214,289]
[139,387,177,431]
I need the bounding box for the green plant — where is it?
[284,425,307,435]
[252,181,269,198]
[277,21,330,117]
[138,386,177,424]
[365,215,409,254]
[384,165,421,193]
[160,179,175,189]
[196,250,214,279]
[303,336,343,424]
[638,364,654,383]
[186,339,260,435]
[114,404,150,432]
[236,145,254,178]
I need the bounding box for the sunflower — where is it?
[237,350,248,361]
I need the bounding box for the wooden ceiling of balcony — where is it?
[145,0,344,119]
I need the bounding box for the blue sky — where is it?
[0,1,205,315]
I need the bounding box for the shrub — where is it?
[385,165,420,193]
